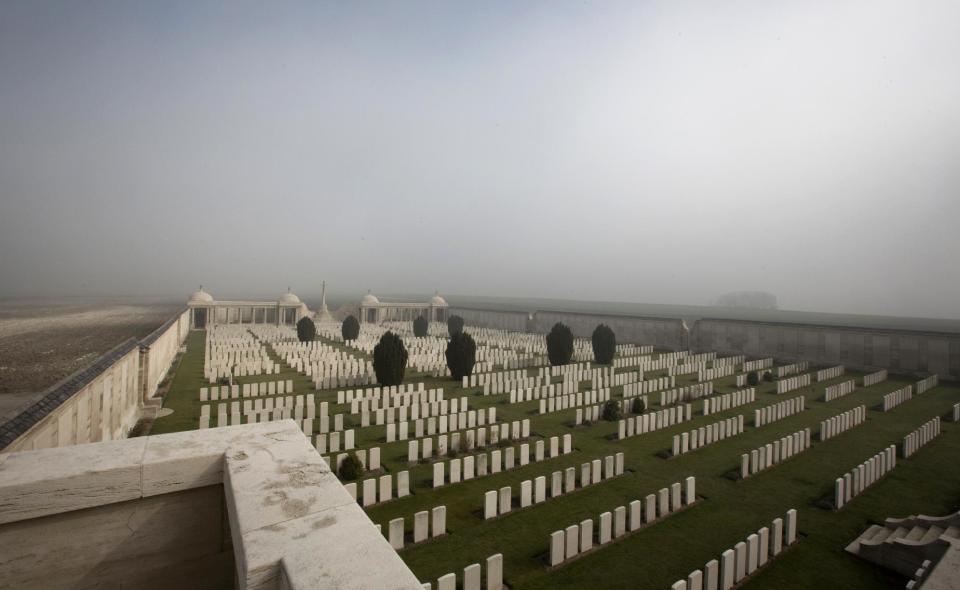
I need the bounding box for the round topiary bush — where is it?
[341,315,360,341]
[602,399,623,421]
[631,397,646,414]
[746,371,759,386]
[338,453,365,481]
[413,315,428,337]
[591,323,616,365]
[296,316,316,343]
[763,371,774,382]
[546,322,574,366]
[445,331,477,380]
[373,331,408,386]
[447,315,465,337]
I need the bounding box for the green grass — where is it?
[153,331,960,589]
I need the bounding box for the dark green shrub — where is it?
[342,315,360,341]
[413,315,428,337]
[631,397,646,414]
[546,322,574,366]
[447,315,465,337]
[338,453,365,481]
[446,332,477,380]
[602,399,623,421]
[763,371,774,382]
[296,317,316,342]
[373,331,408,386]
[746,371,759,386]
[591,324,616,365]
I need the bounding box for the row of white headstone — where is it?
[902,417,941,458]
[618,403,693,440]
[823,379,856,402]
[428,553,502,590]
[314,429,356,453]
[862,369,888,387]
[713,355,746,368]
[385,505,446,550]
[623,375,676,397]
[359,397,470,426]
[325,445,379,471]
[702,387,755,416]
[538,389,610,415]
[915,374,939,394]
[406,423,526,463]
[384,408,498,442]
[754,396,805,427]
[776,373,811,395]
[575,404,602,426]
[882,385,913,412]
[673,416,744,456]
[350,392,451,417]
[341,470,410,506]
[660,382,714,406]
[483,453,625,520]
[200,379,295,401]
[698,364,734,383]
[776,361,809,379]
[671,509,798,590]
[549,477,697,567]
[819,405,866,441]
[834,445,897,510]
[743,357,774,372]
[616,343,655,356]
[740,428,811,479]
[339,382,433,404]
[816,365,845,382]
[432,435,573,488]
[508,380,577,403]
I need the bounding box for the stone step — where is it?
[863,525,887,542]
[919,525,944,544]
[885,526,910,544]
[905,525,928,542]
[944,525,960,539]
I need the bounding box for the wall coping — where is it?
[0,421,423,590]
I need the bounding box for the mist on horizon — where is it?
[1,1,958,320]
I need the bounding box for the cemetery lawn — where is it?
[154,332,960,589]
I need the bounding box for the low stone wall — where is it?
[0,421,422,590]
[449,306,531,332]
[531,310,689,350]
[691,318,960,379]
[0,339,142,452]
[0,308,190,453]
[139,308,190,402]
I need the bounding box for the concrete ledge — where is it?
[0,421,423,590]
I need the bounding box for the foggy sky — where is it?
[1,1,958,318]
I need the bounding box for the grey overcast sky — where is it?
[1,1,958,317]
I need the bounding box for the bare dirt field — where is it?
[0,298,182,422]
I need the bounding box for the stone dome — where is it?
[278,289,301,304]
[361,291,380,305]
[189,287,213,303]
[429,293,448,306]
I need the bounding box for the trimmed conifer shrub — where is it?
[296,317,316,342]
[342,315,360,341]
[631,397,646,414]
[591,323,616,365]
[602,399,623,421]
[338,453,365,481]
[747,371,759,386]
[373,331,408,386]
[413,315,428,337]
[546,322,574,366]
[445,331,477,380]
[447,315,465,337]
